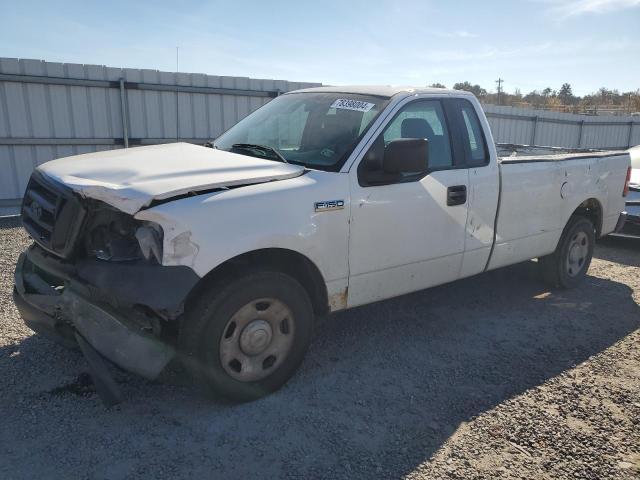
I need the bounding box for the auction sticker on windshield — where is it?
[330,99,375,112]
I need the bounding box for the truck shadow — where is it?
[301,260,639,478]
[1,258,638,479]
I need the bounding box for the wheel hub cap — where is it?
[569,245,581,263]
[239,320,273,356]
[219,298,295,382]
[566,231,589,277]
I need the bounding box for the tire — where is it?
[539,216,595,289]
[179,270,314,402]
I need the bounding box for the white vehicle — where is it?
[14,86,632,403]
[615,145,640,237]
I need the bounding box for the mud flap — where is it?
[75,333,123,407]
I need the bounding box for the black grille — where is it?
[21,172,86,258]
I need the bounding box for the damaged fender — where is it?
[134,209,201,269]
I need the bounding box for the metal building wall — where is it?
[0,58,320,215]
[483,104,640,150]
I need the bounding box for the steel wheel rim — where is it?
[566,230,589,277]
[219,297,295,382]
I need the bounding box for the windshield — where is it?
[214,92,390,171]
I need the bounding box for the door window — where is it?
[382,101,453,168]
[457,101,489,166]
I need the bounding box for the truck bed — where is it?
[497,143,628,163]
[488,144,631,272]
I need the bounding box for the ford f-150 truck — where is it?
[13,86,632,403]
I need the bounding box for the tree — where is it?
[598,87,610,101]
[523,90,544,107]
[558,83,574,105]
[452,81,487,97]
[429,83,446,88]
[631,91,640,112]
[446,80,639,113]
[624,90,640,112]
[546,96,563,111]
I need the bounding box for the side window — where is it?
[458,102,488,166]
[382,101,453,168]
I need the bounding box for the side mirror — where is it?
[383,138,429,174]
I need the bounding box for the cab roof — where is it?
[287,85,471,99]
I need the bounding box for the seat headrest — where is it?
[401,118,434,139]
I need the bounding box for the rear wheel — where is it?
[539,216,595,289]
[179,271,314,402]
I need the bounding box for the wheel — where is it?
[539,216,595,289]
[179,270,314,402]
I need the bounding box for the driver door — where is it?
[347,99,469,307]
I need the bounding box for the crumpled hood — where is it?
[37,142,305,214]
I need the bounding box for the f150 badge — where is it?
[314,200,345,212]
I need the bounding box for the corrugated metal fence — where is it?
[1,57,639,215]
[0,58,320,215]
[483,104,640,150]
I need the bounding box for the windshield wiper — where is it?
[231,143,289,164]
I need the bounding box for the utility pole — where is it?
[175,46,179,142]
[496,77,504,105]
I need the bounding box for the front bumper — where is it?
[14,246,198,380]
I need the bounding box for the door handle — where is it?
[446,185,467,206]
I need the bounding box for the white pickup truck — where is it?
[14,86,632,403]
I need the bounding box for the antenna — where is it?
[176,46,179,72]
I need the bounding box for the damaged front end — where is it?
[14,171,200,401]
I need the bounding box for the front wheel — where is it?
[179,271,314,402]
[539,216,595,289]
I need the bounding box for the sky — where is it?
[1,0,639,96]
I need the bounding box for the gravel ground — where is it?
[0,216,638,479]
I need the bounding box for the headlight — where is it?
[135,223,164,264]
[84,203,163,264]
